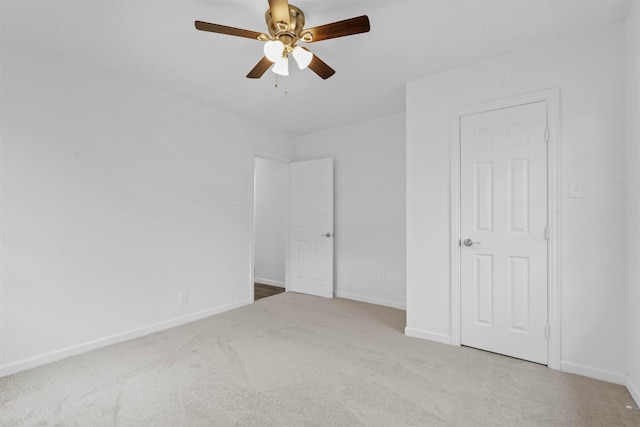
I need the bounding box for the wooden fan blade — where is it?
[247,56,273,79]
[306,51,335,79]
[195,21,264,40]
[305,15,370,43]
[268,0,290,28]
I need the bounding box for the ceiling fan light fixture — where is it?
[292,46,313,69]
[196,2,370,80]
[264,40,285,62]
[272,56,289,76]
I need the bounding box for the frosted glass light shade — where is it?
[271,56,289,76]
[263,40,285,62]
[292,46,313,69]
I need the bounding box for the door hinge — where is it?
[544,227,550,240]
[545,325,550,339]
[544,128,550,143]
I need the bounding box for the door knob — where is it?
[323,232,333,238]
[463,238,481,247]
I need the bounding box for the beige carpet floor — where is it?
[1,292,638,426]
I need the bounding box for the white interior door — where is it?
[289,158,334,298]
[460,101,548,364]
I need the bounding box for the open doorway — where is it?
[253,157,289,301]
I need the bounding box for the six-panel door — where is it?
[289,158,334,298]
[460,101,549,364]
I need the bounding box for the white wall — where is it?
[406,25,627,383]
[0,41,295,375]
[254,158,288,287]
[295,114,406,309]
[626,1,640,405]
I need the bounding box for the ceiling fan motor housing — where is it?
[265,4,306,45]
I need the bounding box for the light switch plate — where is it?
[568,180,584,199]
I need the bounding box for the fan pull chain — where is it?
[273,74,288,95]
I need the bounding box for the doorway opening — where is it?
[253,156,290,301]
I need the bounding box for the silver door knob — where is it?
[463,238,480,247]
[323,232,333,238]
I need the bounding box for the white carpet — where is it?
[1,292,638,426]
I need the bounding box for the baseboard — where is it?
[0,299,251,378]
[627,375,640,407]
[334,291,406,310]
[254,277,285,288]
[560,360,626,385]
[404,327,452,345]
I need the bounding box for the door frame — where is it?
[251,150,292,302]
[449,89,561,370]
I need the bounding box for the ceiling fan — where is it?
[195,0,370,80]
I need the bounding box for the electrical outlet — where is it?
[378,272,385,281]
[179,292,189,305]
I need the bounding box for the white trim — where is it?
[450,111,462,346]
[254,277,286,288]
[450,89,561,370]
[0,300,250,378]
[560,360,626,385]
[335,291,406,310]
[546,90,562,371]
[404,327,452,345]
[0,115,3,367]
[627,376,640,407]
[251,149,292,164]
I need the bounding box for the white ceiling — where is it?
[1,0,632,135]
